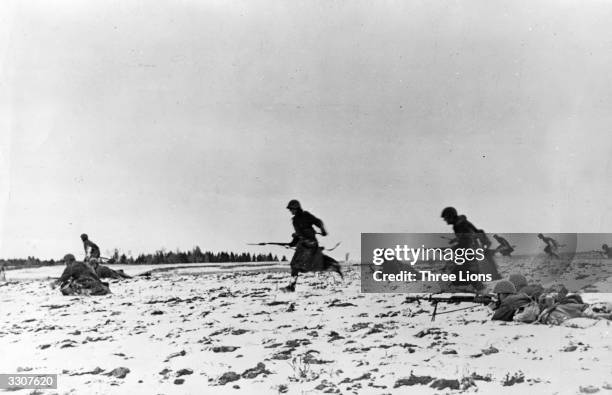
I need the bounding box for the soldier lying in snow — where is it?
[490,275,611,324]
[489,280,534,322]
[535,285,612,324]
[52,254,110,296]
[95,264,131,280]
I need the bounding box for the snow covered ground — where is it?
[1,263,611,395]
[1,262,285,281]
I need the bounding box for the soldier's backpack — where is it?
[513,300,540,323]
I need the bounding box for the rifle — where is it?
[247,242,292,248]
[404,293,495,321]
[84,256,112,262]
[247,241,342,251]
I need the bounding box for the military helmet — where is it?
[441,206,457,219]
[80,233,88,241]
[493,280,516,294]
[537,233,543,238]
[63,253,76,263]
[508,273,527,291]
[286,200,301,210]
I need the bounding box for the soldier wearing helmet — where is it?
[493,279,516,295]
[508,273,528,291]
[509,271,544,299]
[490,279,531,321]
[51,252,110,296]
[537,233,560,259]
[440,207,458,224]
[440,207,500,287]
[287,200,328,240]
[282,199,330,292]
[80,233,101,267]
[492,234,515,257]
[63,253,76,265]
[441,206,490,250]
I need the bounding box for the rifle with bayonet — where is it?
[247,242,292,247]
[246,241,342,251]
[404,293,496,321]
[248,232,324,248]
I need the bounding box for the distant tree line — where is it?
[1,247,287,269]
[119,247,286,265]
[0,256,59,269]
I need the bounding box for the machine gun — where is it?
[403,293,496,321]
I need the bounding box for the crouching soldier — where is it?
[81,233,101,268]
[52,254,110,296]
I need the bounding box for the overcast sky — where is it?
[1,0,612,260]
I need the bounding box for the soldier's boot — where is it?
[281,284,295,293]
[281,276,298,292]
[333,263,343,279]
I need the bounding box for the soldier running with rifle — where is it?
[250,200,342,292]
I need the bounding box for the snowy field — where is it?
[1,258,611,395]
[1,262,286,281]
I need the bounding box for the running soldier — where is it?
[282,200,342,292]
[492,234,515,257]
[537,233,560,259]
[440,207,501,289]
[601,244,611,258]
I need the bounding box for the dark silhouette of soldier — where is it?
[441,207,492,249]
[493,234,515,257]
[52,254,110,296]
[81,233,101,267]
[537,233,560,259]
[602,244,611,258]
[441,207,501,288]
[282,200,342,292]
